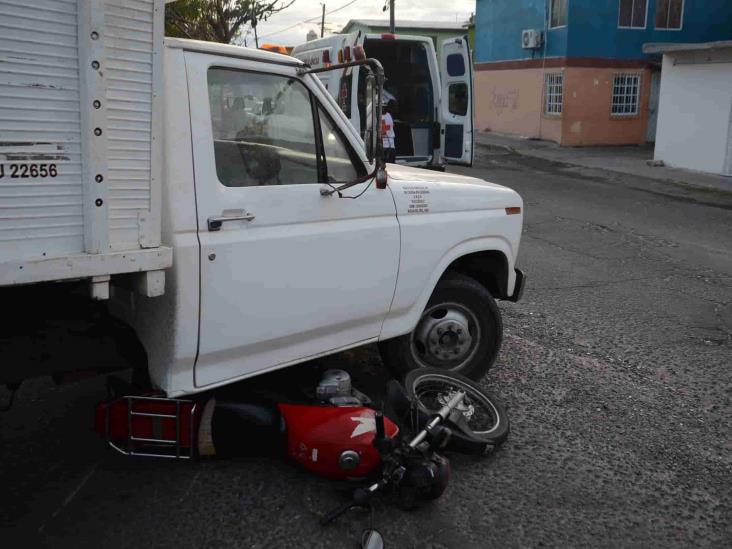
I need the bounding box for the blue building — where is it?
[473,0,732,145]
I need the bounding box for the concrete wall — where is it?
[475,64,651,145]
[654,50,732,175]
[569,0,732,60]
[475,0,732,64]
[562,67,651,145]
[474,0,567,63]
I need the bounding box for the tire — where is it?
[403,368,510,450]
[379,272,503,381]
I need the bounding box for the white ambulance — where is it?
[292,31,474,168]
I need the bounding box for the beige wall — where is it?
[561,67,650,146]
[475,66,651,146]
[475,68,544,137]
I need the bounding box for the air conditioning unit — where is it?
[522,29,544,49]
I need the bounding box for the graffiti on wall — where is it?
[489,88,520,116]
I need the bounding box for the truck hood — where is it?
[386,163,507,190]
[385,163,522,216]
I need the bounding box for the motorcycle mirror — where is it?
[361,529,385,549]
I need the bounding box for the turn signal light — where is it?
[505,207,521,215]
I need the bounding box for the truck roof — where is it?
[165,38,303,67]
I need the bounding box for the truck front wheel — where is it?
[379,273,503,381]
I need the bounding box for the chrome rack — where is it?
[105,395,197,459]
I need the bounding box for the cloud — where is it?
[253,0,475,47]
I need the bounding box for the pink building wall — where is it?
[474,62,652,146]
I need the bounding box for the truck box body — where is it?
[0,0,171,294]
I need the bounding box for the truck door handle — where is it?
[207,211,255,231]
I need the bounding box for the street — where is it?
[1,145,730,548]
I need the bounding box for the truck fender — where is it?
[379,236,515,341]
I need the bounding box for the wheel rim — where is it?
[411,373,501,435]
[410,302,480,371]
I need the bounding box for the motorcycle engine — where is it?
[316,369,363,406]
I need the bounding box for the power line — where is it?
[258,0,363,39]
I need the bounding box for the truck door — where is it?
[185,52,400,388]
[440,36,474,166]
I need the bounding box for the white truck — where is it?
[0,0,524,400]
[292,31,475,169]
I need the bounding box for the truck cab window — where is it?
[318,107,365,183]
[207,68,318,187]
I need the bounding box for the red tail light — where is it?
[381,33,396,40]
[322,50,331,64]
[344,46,351,61]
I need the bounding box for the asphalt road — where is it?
[2,146,731,548]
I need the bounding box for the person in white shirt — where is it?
[382,100,397,163]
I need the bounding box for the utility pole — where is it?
[389,0,395,33]
[251,15,259,48]
[320,3,326,38]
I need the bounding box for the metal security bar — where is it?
[544,73,564,115]
[611,73,641,116]
[105,395,196,459]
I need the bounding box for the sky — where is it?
[248,0,476,47]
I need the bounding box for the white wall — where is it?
[654,50,732,176]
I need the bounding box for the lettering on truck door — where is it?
[185,52,400,388]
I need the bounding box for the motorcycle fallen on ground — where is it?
[95,367,509,547]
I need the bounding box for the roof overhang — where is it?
[643,40,732,54]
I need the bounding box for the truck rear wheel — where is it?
[379,273,503,381]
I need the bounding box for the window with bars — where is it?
[655,0,684,29]
[618,0,648,28]
[611,73,641,116]
[544,73,564,115]
[550,0,568,28]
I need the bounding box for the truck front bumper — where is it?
[507,268,526,302]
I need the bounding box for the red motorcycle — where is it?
[96,367,509,545]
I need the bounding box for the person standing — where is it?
[382,100,397,163]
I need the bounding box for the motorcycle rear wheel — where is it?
[403,368,510,451]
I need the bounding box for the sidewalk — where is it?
[475,131,732,194]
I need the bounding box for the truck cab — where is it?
[130,39,521,396]
[292,32,474,169]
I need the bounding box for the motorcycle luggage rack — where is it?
[105,395,197,460]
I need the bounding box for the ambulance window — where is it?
[448,83,468,116]
[446,54,465,77]
[207,68,318,187]
[318,107,366,183]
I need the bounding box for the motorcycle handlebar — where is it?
[321,485,378,525]
[320,499,356,526]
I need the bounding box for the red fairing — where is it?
[278,404,399,480]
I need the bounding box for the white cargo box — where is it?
[0,0,171,295]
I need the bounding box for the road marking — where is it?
[38,462,98,534]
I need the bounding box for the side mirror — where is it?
[364,73,378,163]
[375,167,387,190]
[361,529,384,549]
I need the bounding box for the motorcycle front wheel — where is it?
[403,368,510,452]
